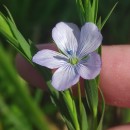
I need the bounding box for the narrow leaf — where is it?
[97,17,102,30]
[80,103,88,130]
[63,116,75,130]
[85,79,98,117]
[76,0,85,24]
[0,12,14,38]
[101,2,118,29]
[94,0,99,23]
[62,90,80,130]
[7,19,33,60]
[84,0,92,22]
[4,5,16,25]
[92,0,97,22]
[97,88,105,130]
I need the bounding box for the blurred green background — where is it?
[1,0,130,45]
[0,0,130,130]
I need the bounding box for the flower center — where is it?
[67,49,79,65]
[69,57,79,65]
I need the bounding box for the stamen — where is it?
[67,50,73,55]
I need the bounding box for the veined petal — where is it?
[52,63,80,91]
[76,52,101,79]
[32,49,68,69]
[77,22,103,58]
[52,22,80,56]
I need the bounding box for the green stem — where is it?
[64,90,80,130]
[92,116,97,130]
[78,82,82,123]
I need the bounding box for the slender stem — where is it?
[78,82,82,120]
[92,115,97,130]
[64,89,80,130]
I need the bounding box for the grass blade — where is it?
[101,2,118,29]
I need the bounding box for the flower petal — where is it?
[52,22,80,56]
[76,52,101,79]
[77,22,103,58]
[32,49,68,69]
[52,63,80,91]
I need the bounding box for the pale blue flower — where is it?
[33,22,103,91]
